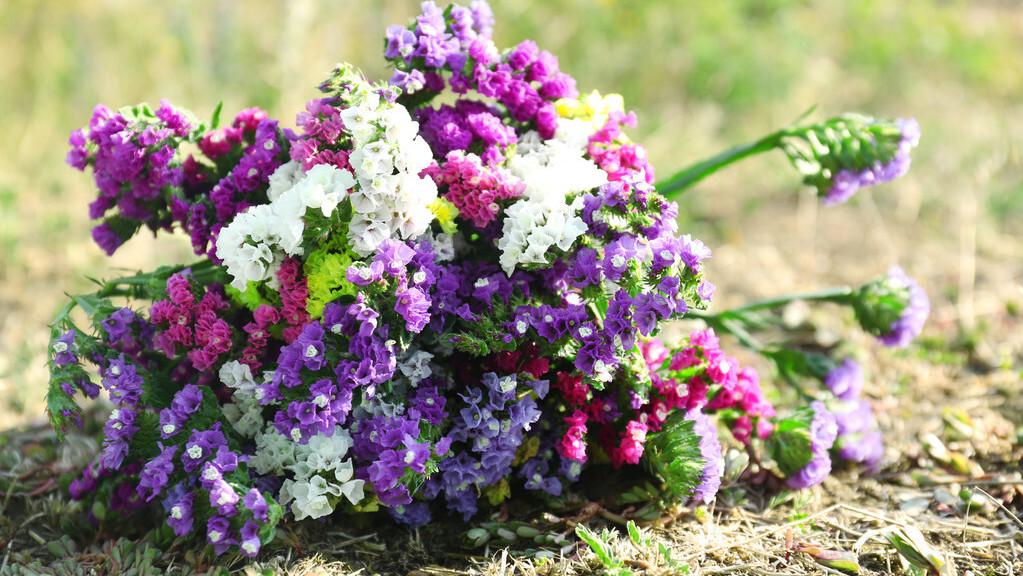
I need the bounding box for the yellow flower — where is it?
[556,90,626,130]
[429,197,459,236]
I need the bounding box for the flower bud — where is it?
[781,114,920,205]
[852,266,929,347]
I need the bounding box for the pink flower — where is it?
[639,338,670,370]
[617,420,649,466]
[732,415,753,445]
[558,411,588,462]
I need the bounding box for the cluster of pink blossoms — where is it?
[587,110,657,185]
[289,98,353,171]
[149,274,234,372]
[550,328,777,471]
[276,257,312,343]
[423,151,525,228]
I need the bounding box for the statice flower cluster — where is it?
[853,265,931,348]
[778,114,921,206]
[783,401,839,489]
[823,358,884,469]
[47,0,927,558]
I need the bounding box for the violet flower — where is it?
[786,402,837,489]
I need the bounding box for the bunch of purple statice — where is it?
[47,0,927,559]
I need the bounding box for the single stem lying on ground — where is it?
[687,285,856,351]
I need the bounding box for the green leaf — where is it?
[765,410,814,476]
[211,101,224,129]
[575,524,618,568]
[642,411,706,502]
[627,520,643,546]
[883,526,956,576]
[807,549,861,573]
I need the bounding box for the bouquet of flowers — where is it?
[47,0,927,558]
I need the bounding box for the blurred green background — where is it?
[1,0,1020,424]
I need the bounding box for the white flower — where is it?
[301,426,353,464]
[219,360,255,391]
[553,118,596,151]
[427,232,455,262]
[223,393,263,438]
[215,206,281,291]
[281,477,334,521]
[340,104,380,144]
[398,350,433,386]
[496,131,606,274]
[267,160,302,202]
[250,425,297,475]
[295,163,356,217]
[348,214,393,256]
[269,191,306,255]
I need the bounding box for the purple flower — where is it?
[823,118,920,206]
[508,396,540,430]
[402,436,433,474]
[52,330,77,366]
[833,399,874,436]
[395,284,431,333]
[786,452,832,489]
[101,354,144,407]
[92,220,127,256]
[679,234,712,272]
[101,307,137,343]
[385,24,418,62]
[649,236,681,273]
[208,476,240,516]
[409,385,447,425]
[159,407,186,439]
[181,425,228,473]
[100,407,139,469]
[469,0,495,36]
[831,397,883,469]
[824,358,863,401]
[786,402,837,489]
[809,401,839,448]
[878,266,929,348]
[138,443,177,501]
[508,39,538,71]
[294,322,327,371]
[155,99,192,137]
[69,462,99,500]
[838,430,884,470]
[166,492,195,536]
[687,409,724,504]
[375,239,417,277]
[206,515,234,551]
[391,501,432,527]
[171,384,204,416]
[698,280,716,302]
[243,488,270,521]
[239,520,262,558]
[602,236,640,282]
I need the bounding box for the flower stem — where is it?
[657,132,783,198]
[715,286,856,318]
[686,286,856,354]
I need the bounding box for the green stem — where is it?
[657,131,784,198]
[715,286,855,318]
[687,310,764,352]
[686,285,856,355]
